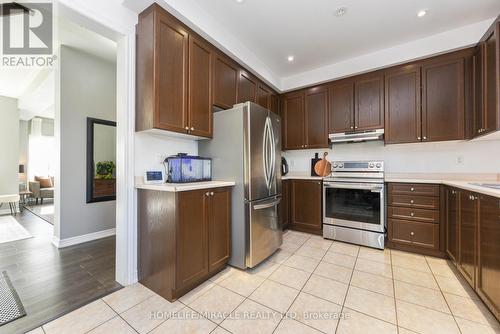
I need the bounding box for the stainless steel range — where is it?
[323,161,385,249]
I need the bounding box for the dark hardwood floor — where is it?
[0,210,121,334]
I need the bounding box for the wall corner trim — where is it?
[52,228,116,248]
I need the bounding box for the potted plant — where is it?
[95,161,115,179]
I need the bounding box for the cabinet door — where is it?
[257,84,271,109]
[446,188,459,262]
[208,188,231,273]
[237,70,257,104]
[155,11,188,132]
[384,65,422,144]
[422,57,465,141]
[477,195,500,319]
[473,45,484,136]
[305,86,328,148]
[328,80,354,133]
[176,190,209,290]
[188,35,212,138]
[459,191,477,287]
[355,73,384,131]
[280,180,290,229]
[291,180,322,234]
[270,94,280,115]
[483,23,499,134]
[213,54,238,109]
[282,92,305,150]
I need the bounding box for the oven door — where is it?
[323,181,385,233]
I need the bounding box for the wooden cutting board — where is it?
[314,152,331,177]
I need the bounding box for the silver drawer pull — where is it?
[410,212,414,217]
[410,232,415,236]
[410,187,415,191]
[410,200,414,204]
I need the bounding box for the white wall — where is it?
[283,140,500,174]
[0,96,19,197]
[57,46,117,240]
[134,133,198,180]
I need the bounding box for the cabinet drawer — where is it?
[388,183,440,196]
[388,194,440,210]
[388,206,439,223]
[389,218,439,250]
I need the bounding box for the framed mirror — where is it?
[86,117,117,203]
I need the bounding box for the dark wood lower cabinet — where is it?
[289,179,322,235]
[458,190,477,287]
[445,186,500,322]
[281,180,290,230]
[386,183,444,257]
[138,187,231,301]
[477,195,500,320]
[445,188,459,262]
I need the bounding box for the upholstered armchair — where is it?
[29,177,54,204]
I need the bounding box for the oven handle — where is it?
[323,182,384,192]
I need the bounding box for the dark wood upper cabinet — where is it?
[176,189,209,291]
[270,94,280,115]
[355,73,384,131]
[257,84,272,109]
[445,187,459,262]
[208,188,231,273]
[458,190,477,288]
[213,54,238,109]
[384,65,421,144]
[305,86,329,148]
[188,35,213,138]
[421,56,465,142]
[237,70,257,104]
[477,195,500,320]
[483,23,500,135]
[474,45,485,136]
[282,92,305,150]
[136,5,189,134]
[290,180,322,235]
[328,79,354,133]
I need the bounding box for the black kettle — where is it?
[281,157,289,176]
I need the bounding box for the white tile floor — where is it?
[29,230,500,334]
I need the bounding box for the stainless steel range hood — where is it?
[329,129,384,144]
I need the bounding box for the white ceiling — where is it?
[124,0,500,90]
[0,15,116,120]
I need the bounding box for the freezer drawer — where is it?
[246,196,283,267]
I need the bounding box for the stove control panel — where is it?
[331,161,384,172]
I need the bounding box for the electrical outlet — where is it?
[457,155,464,164]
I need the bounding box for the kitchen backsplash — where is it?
[283,139,500,174]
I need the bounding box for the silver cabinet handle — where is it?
[410,200,414,204]
[423,136,427,140]
[190,127,194,131]
[410,232,415,236]
[350,126,354,129]
[205,192,210,197]
[210,192,214,196]
[417,136,421,140]
[410,212,414,217]
[410,187,415,191]
[185,126,189,130]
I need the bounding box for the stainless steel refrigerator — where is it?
[199,102,282,269]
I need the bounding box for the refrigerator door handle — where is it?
[253,198,281,210]
[268,116,276,188]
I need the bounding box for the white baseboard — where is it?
[52,228,116,248]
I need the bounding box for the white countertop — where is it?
[135,181,235,192]
[385,173,500,198]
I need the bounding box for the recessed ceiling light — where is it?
[335,7,347,17]
[235,0,245,3]
[287,56,294,62]
[417,9,427,17]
